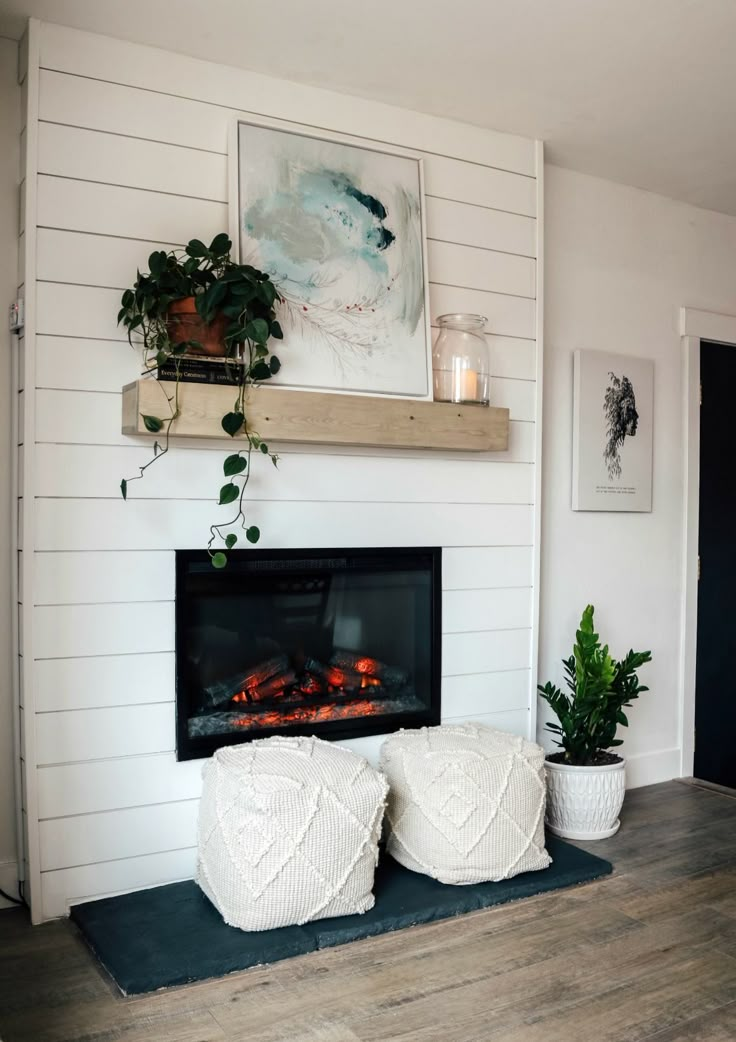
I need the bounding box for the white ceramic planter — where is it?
[544,757,626,840]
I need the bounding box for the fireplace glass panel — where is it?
[175,548,441,760]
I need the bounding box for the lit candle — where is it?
[457,368,478,402]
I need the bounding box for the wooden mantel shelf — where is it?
[121,379,509,452]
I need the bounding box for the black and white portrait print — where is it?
[603,372,639,479]
[572,351,653,512]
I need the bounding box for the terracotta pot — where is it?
[166,296,228,357]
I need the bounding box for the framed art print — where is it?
[230,117,432,398]
[572,349,654,511]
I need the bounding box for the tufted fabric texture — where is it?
[197,736,389,931]
[381,723,551,884]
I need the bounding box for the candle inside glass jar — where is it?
[458,368,478,401]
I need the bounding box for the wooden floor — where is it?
[1,780,736,1042]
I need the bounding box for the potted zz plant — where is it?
[537,605,651,840]
[118,233,283,568]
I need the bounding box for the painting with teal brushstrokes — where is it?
[233,119,432,397]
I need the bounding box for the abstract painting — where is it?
[232,119,431,397]
[572,350,654,511]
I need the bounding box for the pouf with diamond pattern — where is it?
[380,723,551,884]
[197,735,388,931]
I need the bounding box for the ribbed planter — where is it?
[545,757,626,840]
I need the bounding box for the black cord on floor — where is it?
[0,884,26,907]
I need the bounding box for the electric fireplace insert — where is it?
[175,547,441,760]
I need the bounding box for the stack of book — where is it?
[155,355,245,386]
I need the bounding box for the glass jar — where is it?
[432,314,490,406]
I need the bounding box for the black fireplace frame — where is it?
[175,546,442,760]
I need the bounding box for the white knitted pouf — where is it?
[197,736,388,931]
[381,723,551,884]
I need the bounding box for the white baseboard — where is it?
[625,748,681,789]
[0,860,19,910]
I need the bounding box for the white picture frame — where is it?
[228,115,433,399]
[572,349,654,512]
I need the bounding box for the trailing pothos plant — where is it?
[537,605,652,765]
[117,233,283,568]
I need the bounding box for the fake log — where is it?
[202,654,290,708]
[234,669,298,704]
[329,649,409,687]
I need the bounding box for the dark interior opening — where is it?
[175,547,442,760]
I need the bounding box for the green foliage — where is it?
[118,233,284,567]
[537,605,652,765]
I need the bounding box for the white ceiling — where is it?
[2,0,736,215]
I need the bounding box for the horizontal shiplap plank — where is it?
[443,547,533,590]
[427,240,535,299]
[443,628,530,675]
[35,552,175,606]
[39,25,536,177]
[425,196,535,257]
[39,797,198,870]
[35,653,175,713]
[487,338,536,382]
[37,175,226,244]
[37,258,535,344]
[39,69,231,154]
[34,546,533,607]
[38,122,228,202]
[34,603,174,659]
[443,587,532,633]
[440,670,530,719]
[424,154,535,216]
[37,278,535,346]
[36,331,536,392]
[42,847,197,919]
[34,443,535,504]
[36,703,174,766]
[38,753,204,820]
[430,283,535,340]
[39,226,535,303]
[442,708,531,739]
[34,587,530,662]
[34,498,534,552]
[37,229,181,293]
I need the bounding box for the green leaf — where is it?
[223,453,247,476]
[120,478,127,500]
[270,320,283,340]
[218,483,240,505]
[209,232,231,257]
[250,360,271,382]
[246,525,260,544]
[186,238,207,258]
[142,414,164,433]
[245,318,270,345]
[211,552,228,569]
[269,355,281,374]
[148,250,167,277]
[221,411,245,437]
[225,533,238,549]
[260,442,269,454]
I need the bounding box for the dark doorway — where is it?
[695,340,736,789]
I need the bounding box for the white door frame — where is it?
[678,306,736,778]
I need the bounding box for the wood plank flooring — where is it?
[1,781,735,1042]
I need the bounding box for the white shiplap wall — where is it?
[18,20,542,922]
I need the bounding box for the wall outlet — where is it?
[9,299,24,333]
